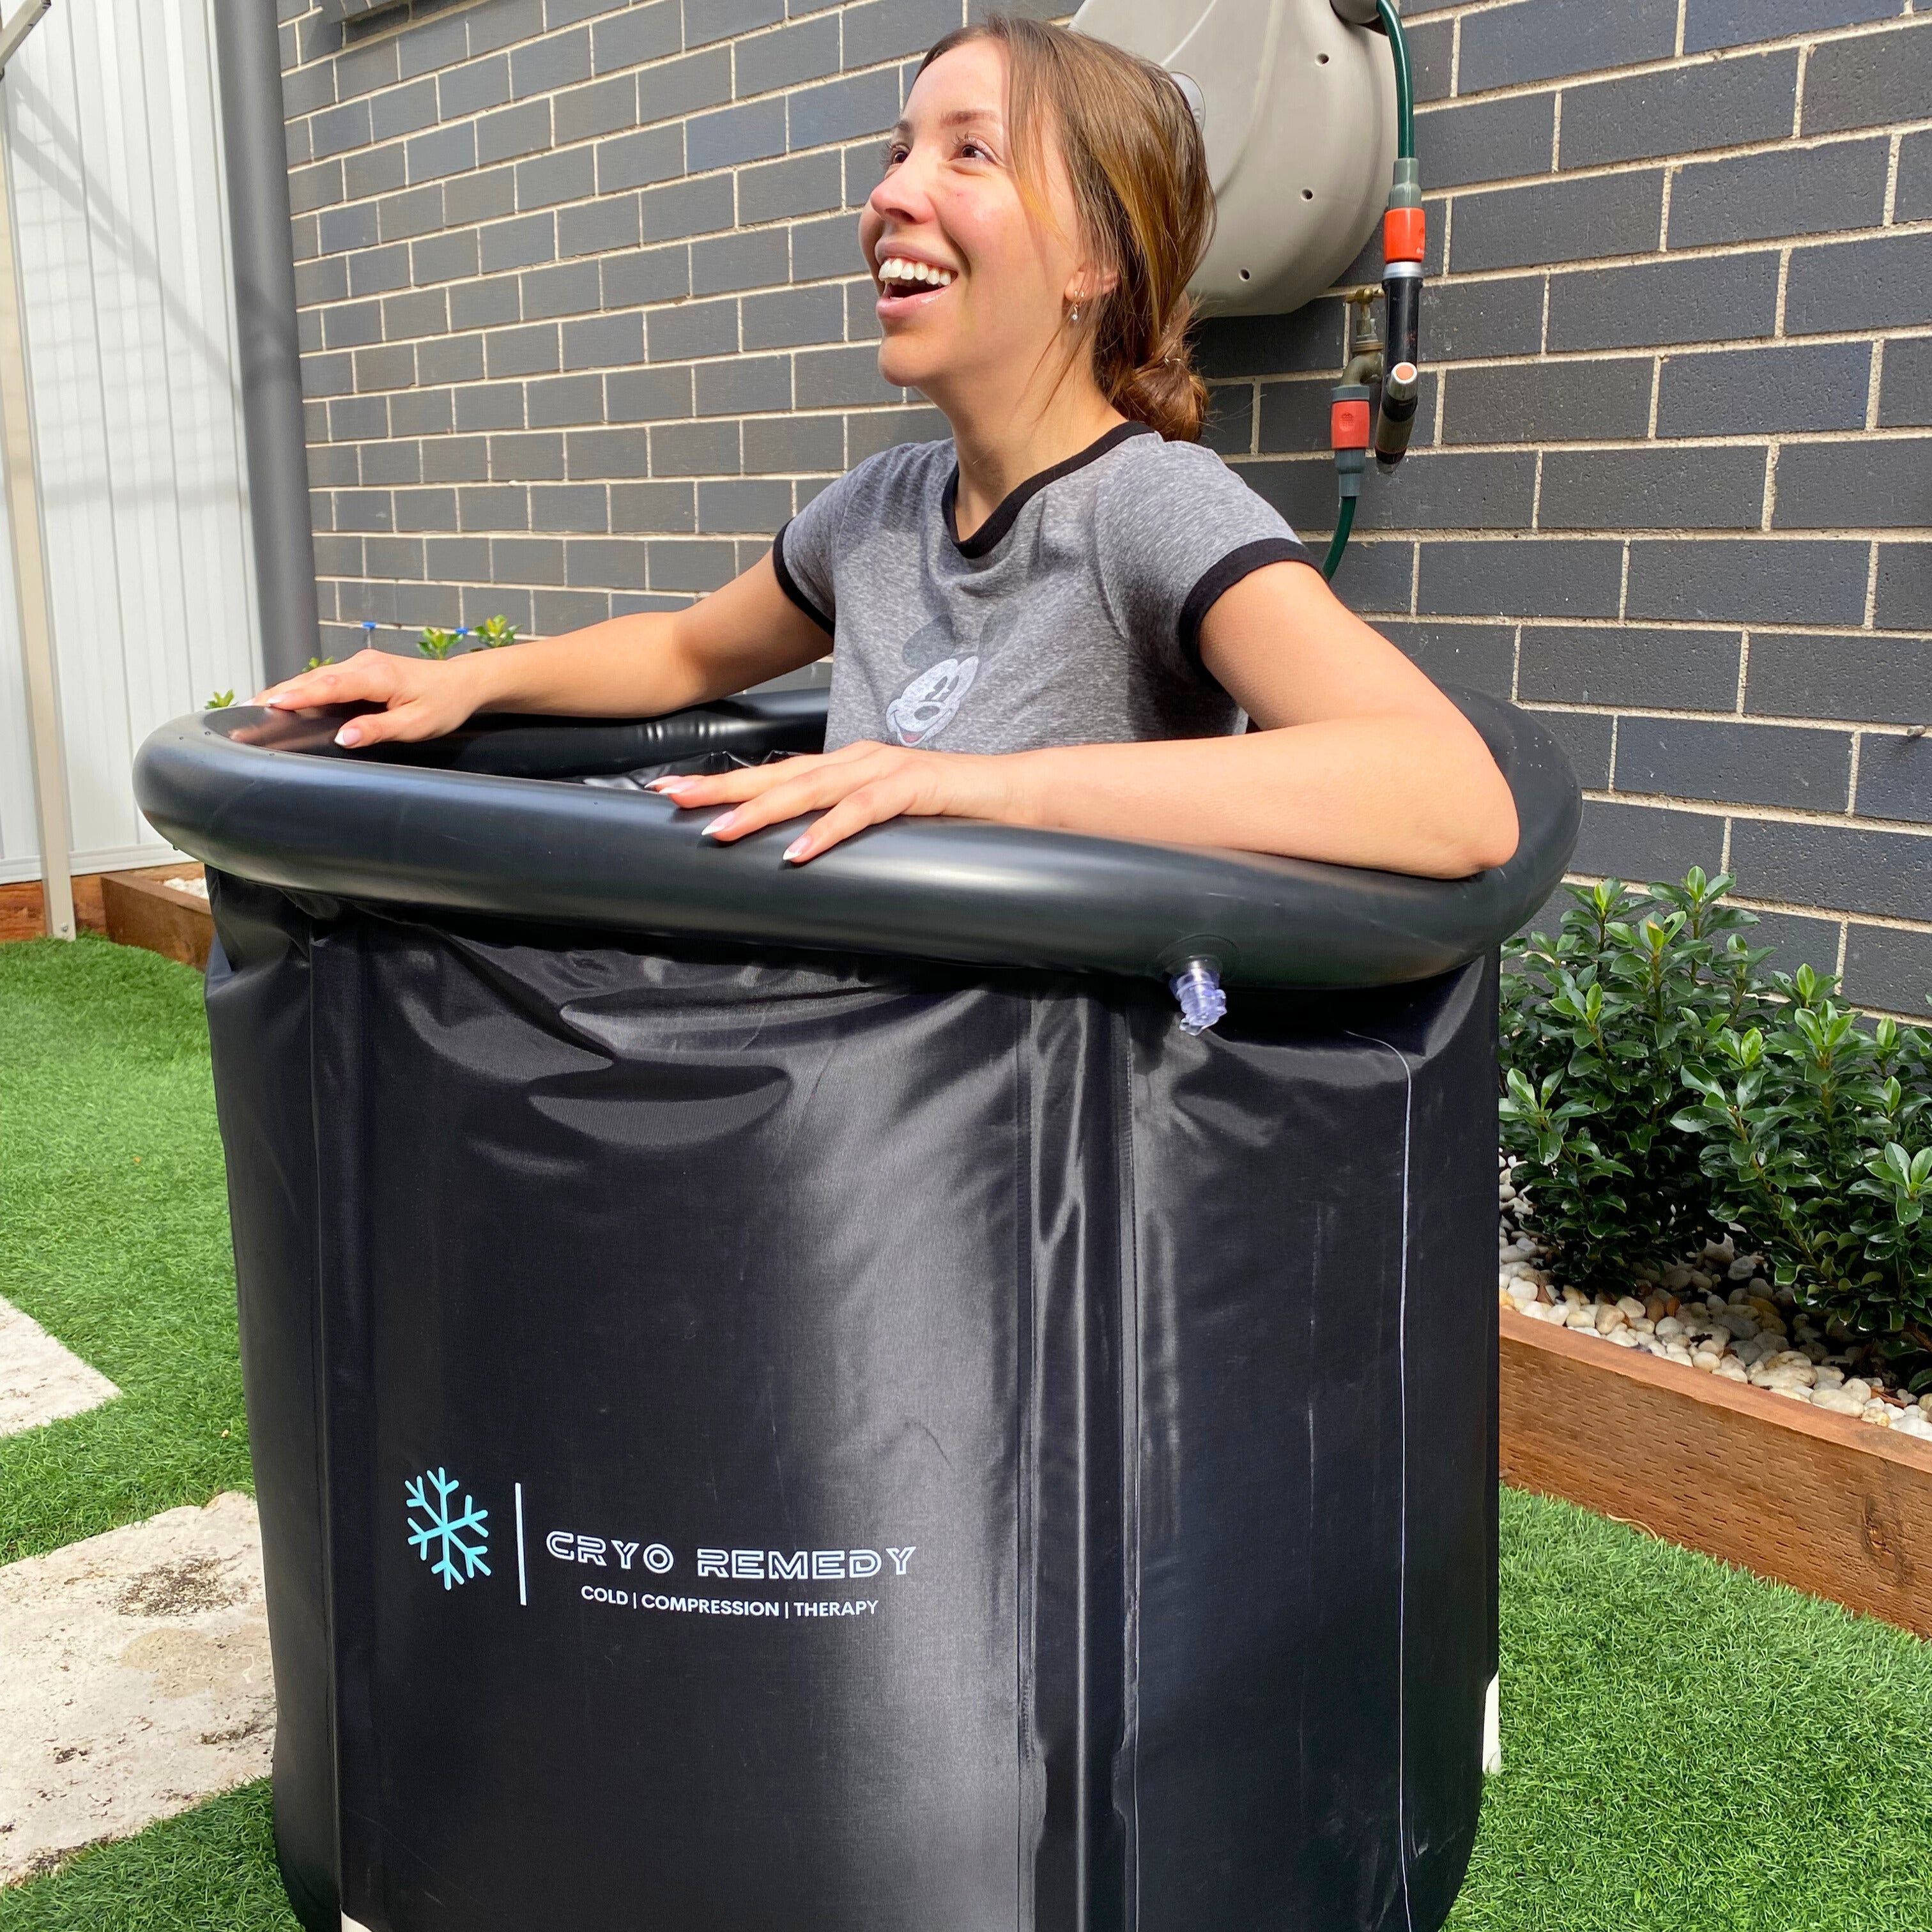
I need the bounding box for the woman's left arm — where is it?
[656,562,1518,877]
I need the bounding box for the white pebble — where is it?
[1713,1360,1749,1383]
[1655,1317,1685,1340]
[1616,1296,1646,1321]
[1862,1403,1894,1428]
[1566,1306,1599,1331]
[1691,1350,1726,1372]
[1664,1344,1696,1366]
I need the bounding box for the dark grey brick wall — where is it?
[1203,1,1932,1012]
[280,0,1932,1011]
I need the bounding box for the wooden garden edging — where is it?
[100,865,212,970]
[1499,1305,1932,1639]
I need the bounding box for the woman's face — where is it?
[859,40,1095,411]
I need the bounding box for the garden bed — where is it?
[99,866,210,972]
[1499,1300,1932,1639]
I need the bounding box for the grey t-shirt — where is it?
[770,421,1314,755]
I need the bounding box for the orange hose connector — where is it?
[1383,205,1426,265]
[1331,395,1371,451]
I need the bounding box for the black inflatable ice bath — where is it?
[136,689,1577,1932]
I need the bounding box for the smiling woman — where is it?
[250,13,1516,884]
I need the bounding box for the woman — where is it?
[257,16,1517,880]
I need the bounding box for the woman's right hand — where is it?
[250,648,489,748]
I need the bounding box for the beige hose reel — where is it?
[1071,0,1399,316]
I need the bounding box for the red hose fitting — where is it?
[1383,204,1426,265]
[1331,393,1371,452]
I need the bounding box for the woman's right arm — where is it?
[252,551,829,749]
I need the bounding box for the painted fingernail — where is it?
[783,838,809,862]
[650,777,695,795]
[335,725,362,747]
[702,811,738,836]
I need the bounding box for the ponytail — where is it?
[1112,296,1209,444]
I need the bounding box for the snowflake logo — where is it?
[404,1467,491,1590]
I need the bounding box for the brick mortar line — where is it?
[1207,502,1932,540]
[294,199,1932,288]
[1217,428,1932,453]
[317,479,1932,542]
[1724,898,1932,939]
[1515,702,1929,735]
[1201,326,1932,387]
[1545,877,1931,944]
[1576,787,1932,837]
[1388,4,1914,57]
[1310,218,1932,298]
[1288,611,1929,640]
[1408,116,1932,192]
[312,319,1932,381]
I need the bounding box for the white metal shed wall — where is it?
[0,0,257,885]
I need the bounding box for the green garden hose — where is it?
[1322,494,1358,583]
[1326,3,1417,586]
[1377,0,1415,162]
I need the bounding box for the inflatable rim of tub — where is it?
[134,686,1578,992]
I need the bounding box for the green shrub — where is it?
[1501,871,1932,1390]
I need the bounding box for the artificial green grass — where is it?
[1448,1491,1932,1932]
[4,937,1930,1927]
[0,1784,296,1932]
[0,935,250,1563]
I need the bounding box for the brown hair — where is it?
[917,15,1214,442]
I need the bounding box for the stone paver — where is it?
[0,1492,273,1883]
[0,1294,118,1438]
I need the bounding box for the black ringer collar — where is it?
[944,420,1157,558]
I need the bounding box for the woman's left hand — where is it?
[647,740,1029,862]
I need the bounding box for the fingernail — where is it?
[650,777,695,795]
[783,837,809,863]
[702,811,738,836]
[336,725,361,747]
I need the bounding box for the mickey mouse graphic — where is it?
[883,609,1011,747]
[886,654,979,746]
